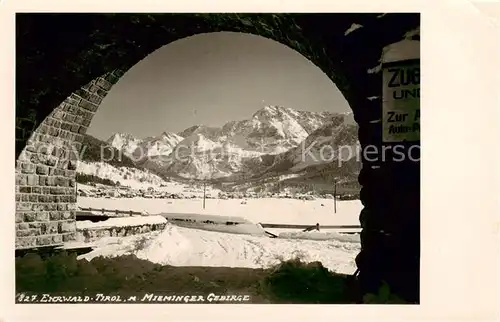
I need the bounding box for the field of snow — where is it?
[77,197,362,226]
[77,223,360,275]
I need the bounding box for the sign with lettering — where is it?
[382,59,420,142]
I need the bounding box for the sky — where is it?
[87,31,350,141]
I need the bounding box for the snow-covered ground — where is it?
[75,197,362,274]
[77,223,360,275]
[77,197,362,226]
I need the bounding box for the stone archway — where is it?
[15,13,420,302]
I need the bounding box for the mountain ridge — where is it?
[96,106,359,188]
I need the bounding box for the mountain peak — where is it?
[159,131,182,139]
[252,105,288,119]
[106,132,138,143]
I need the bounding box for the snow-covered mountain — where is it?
[106,133,142,156]
[131,131,184,160]
[106,106,357,181]
[263,121,360,174]
[107,131,184,160]
[77,161,168,189]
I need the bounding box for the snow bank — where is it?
[169,222,266,236]
[76,215,167,230]
[161,212,251,225]
[278,230,360,243]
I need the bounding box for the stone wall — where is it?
[15,71,121,249]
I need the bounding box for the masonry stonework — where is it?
[15,71,121,249]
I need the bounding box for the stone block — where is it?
[62,233,76,242]
[57,160,69,170]
[16,237,37,249]
[64,114,76,123]
[46,177,56,186]
[52,110,64,120]
[104,72,120,85]
[36,235,56,246]
[70,123,80,133]
[47,204,58,211]
[19,186,31,193]
[82,118,92,127]
[48,126,59,136]
[59,221,76,233]
[16,202,31,211]
[21,162,35,174]
[17,174,28,186]
[38,124,48,135]
[75,88,91,100]
[78,126,87,134]
[37,195,49,203]
[15,212,24,223]
[113,69,125,78]
[36,212,49,221]
[61,122,72,131]
[44,222,59,234]
[74,134,84,143]
[25,144,37,153]
[70,93,83,102]
[17,228,40,237]
[55,177,67,187]
[87,93,103,105]
[52,234,64,244]
[89,84,100,93]
[50,146,60,158]
[17,223,29,230]
[49,211,62,221]
[96,88,107,98]
[26,174,38,186]
[23,212,37,222]
[31,203,46,212]
[96,77,113,91]
[44,156,58,167]
[62,211,73,220]
[36,165,49,175]
[78,99,98,112]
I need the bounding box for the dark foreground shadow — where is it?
[16,251,363,304]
